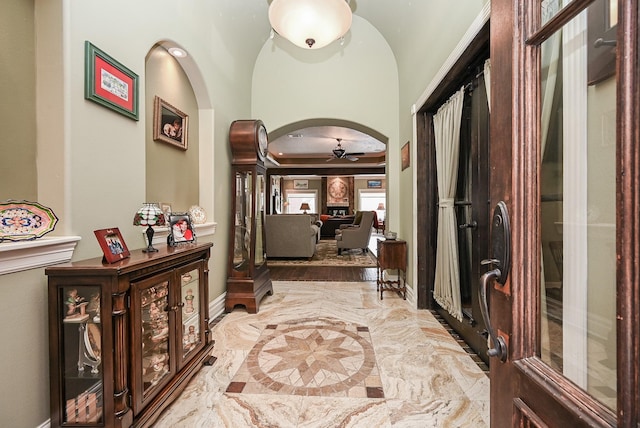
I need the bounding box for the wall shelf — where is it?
[0,236,81,275]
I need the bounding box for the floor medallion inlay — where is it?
[227,319,384,398]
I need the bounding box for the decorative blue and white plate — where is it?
[0,200,58,241]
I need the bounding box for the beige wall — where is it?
[145,46,199,211]
[2,1,260,425]
[0,0,37,201]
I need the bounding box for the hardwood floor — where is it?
[268,265,378,281]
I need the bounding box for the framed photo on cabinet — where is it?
[168,213,196,246]
[153,96,189,150]
[94,228,130,263]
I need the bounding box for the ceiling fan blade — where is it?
[346,152,365,156]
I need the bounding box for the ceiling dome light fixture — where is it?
[268,0,352,49]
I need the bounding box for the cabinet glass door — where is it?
[131,272,174,409]
[178,264,203,364]
[255,173,265,267]
[233,171,253,273]
[59,285,103,424]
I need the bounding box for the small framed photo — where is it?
[84,41,139,120]
[367,180,382,188]
[293,179,308,189]
[160,202,172,219]
[153,96,189,150]
[168,213,196,246]
[94,228,130,263]
[401,141,410,171]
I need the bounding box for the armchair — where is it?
[335,211,375,255]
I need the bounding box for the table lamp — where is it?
[133,203,166,252]
[299,202,310,214]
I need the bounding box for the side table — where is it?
[376,238,407,299]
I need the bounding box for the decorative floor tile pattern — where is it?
[226,318,383,398]
[153,281,489,427]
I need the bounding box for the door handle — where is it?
[459,221,478,229]
[477,201,511,362]
[479,268,507,362]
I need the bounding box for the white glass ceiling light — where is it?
[268,0,352,49]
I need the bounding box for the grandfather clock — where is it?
[225,119,273,313]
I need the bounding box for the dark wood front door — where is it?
[488,0,639,426]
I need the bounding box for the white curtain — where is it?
[433,87,465,321]
[483,58,491,112]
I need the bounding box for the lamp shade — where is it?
[268,0,352,49]
[377,202,385,210]
[133,203,166,226]
[133,203,165,253]
[299,203,311,213]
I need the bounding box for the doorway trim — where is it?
[411,3,490,309]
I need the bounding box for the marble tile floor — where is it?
[153,281,489,427]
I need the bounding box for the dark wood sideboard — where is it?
[46,243,215,428]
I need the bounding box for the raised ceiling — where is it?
[217,1,475,170]
[268,125,386,168]
[228,0,441,170]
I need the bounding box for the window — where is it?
[284,190,318,214]
[359,190,386,220]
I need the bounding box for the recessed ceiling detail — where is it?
[268,125,386,168]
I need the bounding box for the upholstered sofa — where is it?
[265,214,320,258]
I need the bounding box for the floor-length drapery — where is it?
[433,87,465,321]
[483,59,491,112]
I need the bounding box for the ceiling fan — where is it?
[327,138,364,162]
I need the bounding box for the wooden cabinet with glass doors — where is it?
[46,243,214,428]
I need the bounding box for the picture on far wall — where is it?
[293,179,308,189]
[367,180,382,188]
[153,96,189,150]
[327,177,349,205]
[401,141,410,170]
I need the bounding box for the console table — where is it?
[376,238,407,299]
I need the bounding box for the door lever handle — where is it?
[479,269,508,362]
[459,221,477,229]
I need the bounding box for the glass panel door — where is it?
[138,274,172,401]
[255,173,265,266]
[179,267,201,361]
[233,171,253,272]
[60,285,103,424]
[539,0,617,410]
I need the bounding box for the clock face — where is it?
[257,125,268,159]
[329,181,347,200]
